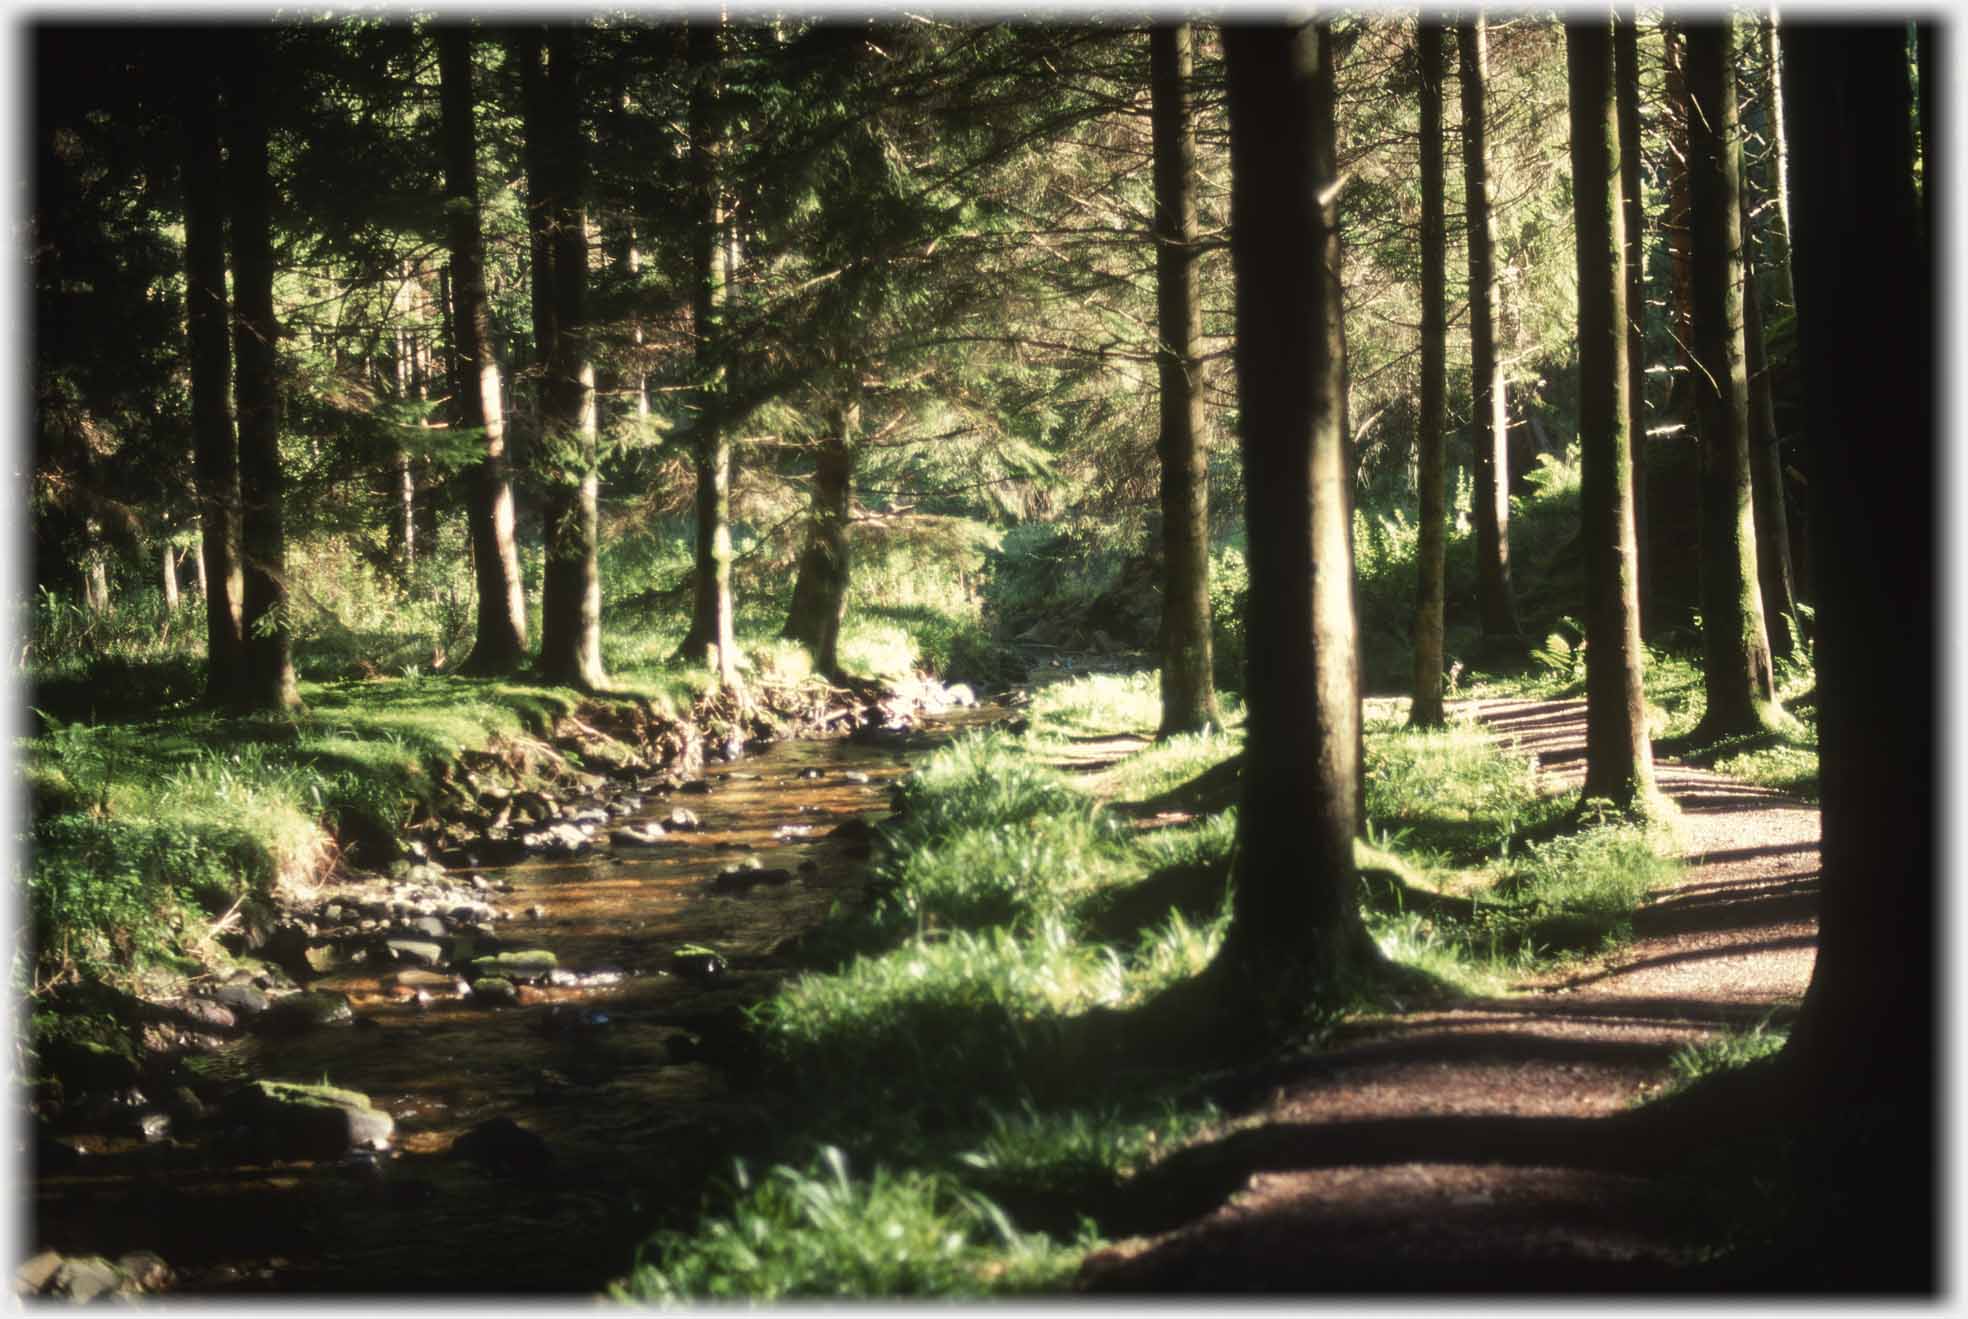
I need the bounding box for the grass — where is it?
[611,1146,1085,1302]
[18,523,994,1002]
[618,670,1692,1299]
[1647,1019,1792,1107]
[20,672,599,994]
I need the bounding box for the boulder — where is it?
[15,1250,62,1296]
[252,991,355,1036]
[383,939,447,968]
[221,1079,394,1161]
[48,1256,121,1303]
[521,822,592,855]
[670,947,727,983]
[610,823,670,847]
[211,982,271,1018]
[469,977,519,1007]
[114,1251,171,1294]
[468,950,558,982]
[39,1032,141,1097]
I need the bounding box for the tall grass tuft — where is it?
[612,1146,1082,1302]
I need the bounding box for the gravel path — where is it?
[1078,697,1820,1292]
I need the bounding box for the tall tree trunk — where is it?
[1567,15,1657,813]
[1662,23,1697,426]
[439,24,530,675]
[1615,8,1651,634]
[1686,20,1782,740]
[83,545,109,614]
[1217,22,1386,1033]
[1150,23,1221,739]
[161,541,180,611]
[1410,20,1448,728]
[1768,22,1933,1286]
[178,57,244,698]
[191,532,208,598]
[225,34,300,713]
[781,399,855,678]
[388,273,416,582]
[531,24,605,691]
[1320,30,1370,835]
[675,18,739,689]
[1741,177,1799,663]
[1459,15,1521,652]
[625,225,650,421]
[1759,12,1797,312]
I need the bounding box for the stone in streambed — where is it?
[469,949,558,982]
[15,1249,62,1295]
[222,1078,394,1160]
[211,982,271,1018]
[383,939,447,968]
[670,946,727,982]
[252,990,354,1036]
[47,1256,121,1303]
[470,977,519,1007]
[610,822,670,847]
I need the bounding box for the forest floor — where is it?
[1075,695,1822,1293]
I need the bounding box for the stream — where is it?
[30,707,1005,1295]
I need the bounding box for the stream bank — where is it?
[21,670,999,1297]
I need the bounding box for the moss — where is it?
[469,951,557,978]
[249,1078,377,1112]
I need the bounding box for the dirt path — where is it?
[1078,697,1821,1292]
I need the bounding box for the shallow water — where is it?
[31,711,1001,1294]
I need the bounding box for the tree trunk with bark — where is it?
[1759,13,1797,312]
[1615,9,1652,633]
[1216,22,1388,1033]
[1741,181,1799,663]
[1567,15,1657,813]
[439,24,530,676]
[1685,21,1783,741]
[1662,23,1697,425]
[224,35,300,713]
[83,549,109,614]
[530,24,605,691]
[1763,22,1934,1286]
[1150,23,1222,739]
[674,18,740,691]
[782,400,855,678]
[1459,16,1521,653]
[178,55,244,698]
[1411,20,1448,728]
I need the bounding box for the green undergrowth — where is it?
[1647,1018,1792,1108]
[612,1146,1086,1302]
[20,673,598,995]
[1465,605,1821,803]
[624,673,1686,1299]
[1641,644,1820,800]
[19,567,981,1001]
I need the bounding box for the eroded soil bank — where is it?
[23,676,997,1296]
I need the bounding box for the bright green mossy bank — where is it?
[22,669,746,997]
